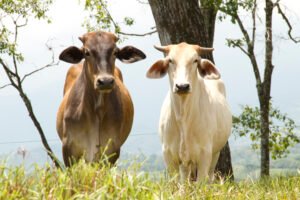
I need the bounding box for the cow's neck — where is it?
[170,77,208,164]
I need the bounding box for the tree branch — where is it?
[99,1,156,37]
[21,62,59,83]
[0,83,12,90]
[1,58,62,169]
[136,0,149,4]
[236,15,252,46]
[12,19,21,77]
[98,0,119,30]
[0,59,18,88]
[0,0,63,170]
[252,0,257,48]
[232,42,250,56]
[119,29,157,37]
[218,7,262,88]
[236,15,262,86]
[276,3,300,43]
[21,42,59,83]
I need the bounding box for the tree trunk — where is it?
[215,142,234,179]
[259,97,270,176]
[148,0,214,61]
[260,0,274,177]
[149,0,234,180]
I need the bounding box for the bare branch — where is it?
[21,42,59,83]
[236,15,252,45]
[16,19,28,28]
[119,29,157,37]
[0,83,12,90]
[236,15,262,86]
[99,1,155,37]
[218,7,262,87]
[235,44,250,56]
[12,18,22,77]
[251,0,257,48]
[136,0,149,4]
[0,59,18,89]
[276,3,300,43]
[21,62,59,83]
[0,60,17,78]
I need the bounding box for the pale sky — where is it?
[0,0,300,160]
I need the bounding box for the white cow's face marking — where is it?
[167,46,200,95]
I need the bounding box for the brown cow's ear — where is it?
[59,46,84,64]
[146,59,169,79]
[197,59,220,80]
[117,46,146,63]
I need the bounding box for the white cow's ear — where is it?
[146,59,169,79]
[197,59,220,80]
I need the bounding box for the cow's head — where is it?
[146,42,220,95]
[59,31,146,92]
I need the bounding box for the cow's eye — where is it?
[193,59,198,63]
[169,58,173,64]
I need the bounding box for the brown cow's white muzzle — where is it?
[96,76,115,92]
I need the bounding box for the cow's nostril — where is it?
[97,79,104,86]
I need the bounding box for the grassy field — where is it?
[0,160,300,200]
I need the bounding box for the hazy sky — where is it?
[0,0,300,159]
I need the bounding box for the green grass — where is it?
[0,160,299,200]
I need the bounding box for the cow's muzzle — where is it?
[96,77,115,91]
[175,83,190,94]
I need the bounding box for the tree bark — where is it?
[149,0,234,180]
[260,0,274,177]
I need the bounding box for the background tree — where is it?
[233,103,300,160]
[218,0,300,176]
[0,0,62,169]
[148,0,234,180]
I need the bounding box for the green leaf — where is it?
[233,102,300,160]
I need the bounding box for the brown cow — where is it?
[56,31,146,166]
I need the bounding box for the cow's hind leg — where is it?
[108,149,120,166]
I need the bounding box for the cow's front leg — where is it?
[196,150,212,181]
[62,140,82,167]
[162,145,179,176]
[179,162,191,182]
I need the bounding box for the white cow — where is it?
[146,43,232,182]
